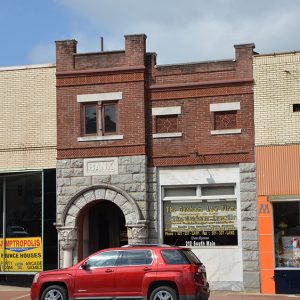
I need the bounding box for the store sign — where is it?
[163,200,237,246]
[0,237,42,272]
[84,157,118,176]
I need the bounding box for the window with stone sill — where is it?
[82,102,117,136]
[214,110,237,130]
[156,115,178,133]
[210,102,241,135]
[77,92,123,142]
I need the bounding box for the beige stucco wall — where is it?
[0,64,56,170]
[254,52,300,146]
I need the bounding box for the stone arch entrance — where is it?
[55,184,148,268]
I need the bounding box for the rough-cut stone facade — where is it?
[240,163,259,291]
[56,155,149,265]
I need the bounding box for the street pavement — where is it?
[0,286,299,300]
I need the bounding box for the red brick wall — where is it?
[56,35,255,166]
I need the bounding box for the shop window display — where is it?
[273,202,300,268]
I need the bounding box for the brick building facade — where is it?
[55,34,259,291]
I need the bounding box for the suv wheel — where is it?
[41,285,67,300]
[149,286,178,300]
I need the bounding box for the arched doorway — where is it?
[56,184,148,268]
[77,200,128,260]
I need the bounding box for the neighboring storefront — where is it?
[0,170,56,273]
[0,65,57,280]
[254,52,300,294]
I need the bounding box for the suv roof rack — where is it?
[121,244,172,247]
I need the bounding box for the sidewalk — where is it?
[0,285,299,300]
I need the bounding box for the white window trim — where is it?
[152,106,181,116]
[153,132,182,139]
[78,135,123,142]
[211,129,242,135]
[77,92,122,103]
[210,102,240,112]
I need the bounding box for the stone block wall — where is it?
[240,163,259,291]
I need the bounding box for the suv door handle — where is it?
[105,269,113,273]
[144,267,152,271]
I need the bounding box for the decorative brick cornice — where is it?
[150,78,253,91]
[150,152,254,167]
[56,66,145,87]
[149,84,253,100]
[57,145,146,159]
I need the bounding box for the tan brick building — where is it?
[0,64,56,170]
[254,52,300,294]
[0,64,58,277]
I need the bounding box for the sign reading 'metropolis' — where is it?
[0,237,42,272]
[163,200,237,246]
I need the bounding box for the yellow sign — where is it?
[0,237,42,272]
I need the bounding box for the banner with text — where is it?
[163,200,238,246]
[0,237,42,272]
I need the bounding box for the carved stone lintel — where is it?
[57,226,78,251]
[127,222,148,244]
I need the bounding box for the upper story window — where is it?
[77,92,123,142]
[152,106,182,139]
[210,102,241,135]
[83,102,117,135]
[293,103,300,112]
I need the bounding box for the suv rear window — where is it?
[161,250,189,264]
[161,249,202,265]
[181,249,202,265]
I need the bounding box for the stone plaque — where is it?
[84,157,118,176]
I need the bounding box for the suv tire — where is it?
[149,286,178,300]
[41,285,67,300]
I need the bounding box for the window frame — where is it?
[210,102,242,135]
[77,92,123,142]
[161,184,238,247]
[152,106,182,139]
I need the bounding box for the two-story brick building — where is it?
[55,34,259,291]
[254,51,300,294]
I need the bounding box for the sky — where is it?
[1,0,300,67]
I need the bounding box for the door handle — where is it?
[105,269,113,273]
[144,267,152,271]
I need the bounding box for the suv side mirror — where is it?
[81,261,91,270]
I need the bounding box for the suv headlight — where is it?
[33,273,40,283]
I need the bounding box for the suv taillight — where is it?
[194,264,207,285]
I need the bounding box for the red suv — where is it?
[31,244,210,300]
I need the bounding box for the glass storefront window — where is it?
[162,185,238,247]
[0,173,43,273]
[274,201,300,268]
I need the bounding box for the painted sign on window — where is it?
[0,237,42,272]
[163,200,237,246]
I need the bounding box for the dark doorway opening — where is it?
[78,200,128,260]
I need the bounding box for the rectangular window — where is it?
[293,103,300,112]
[156,115,178,133]
[210,102,241,135]
[214,111,237,130]
[162,185,237,247]
[103,104,117,133]
[273,201,300,268]
[82,102,117,136]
